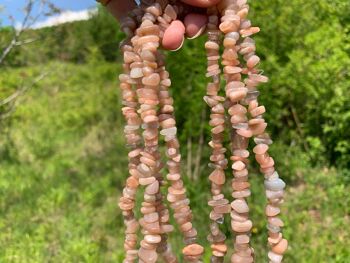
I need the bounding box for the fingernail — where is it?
[170,36,185,51]
[187,24,207,39]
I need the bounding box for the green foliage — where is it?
[249,0,350,167]
[1,7,123,66]
[0,62,128,262]
[1,0,350,261]
[0,61,349,262]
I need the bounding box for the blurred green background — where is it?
[0,0,350,262]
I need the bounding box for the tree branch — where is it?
[0,0,59,65]
[0,71,49,119]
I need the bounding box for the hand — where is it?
[181,0,221,8]
[106,0,220,50]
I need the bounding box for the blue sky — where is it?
[1,0,97,26]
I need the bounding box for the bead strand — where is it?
[118,44,143,263]
[117,9,146,261]
[236,1,288,261]
[204,7,230,263]
[157,50,204,262]
[132,4,164,262]
[218,1,255,262]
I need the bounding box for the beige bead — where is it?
[231,181,250,191]
[266,205,281,217]
[268,232,283,245]
[142,73,160,86]
[231,199,249,213]
[228,89,248,102]
[145,180,159,195]
[144,234,161,244]
[211,243,227,253]
[224,66,242,74]
[232,189,251,199]
[232,161,246,171]
[236,234,250,244]
[220,21,238,33]
[209,169,226,185]
[164,4,177,21]
[240,27,260,37]
[231,253,253,263]
[253,143,269,155]
[138,247,157,263]
[214,204,231,214]
[231,211,249,223]
[231,220,253,232]
[268,217,284,227]
[247,55,260,68]
[144,212,159,223]
[182,244,204,256]
[205,41,220,50]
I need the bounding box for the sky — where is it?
[0,0,97,27]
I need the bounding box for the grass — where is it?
[0,62,349,262]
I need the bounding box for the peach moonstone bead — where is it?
[182,243,204,256]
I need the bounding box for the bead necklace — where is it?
[118,0,288,262]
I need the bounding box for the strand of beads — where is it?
[217,0,288,262]
[204,7,230,263]
[218,1,255,262]
[157,31,204,263]
[117,7,147,261]
[236,3,288,262]
[118,43,143,263]
[155,58,179,263]
[131,4,165,262]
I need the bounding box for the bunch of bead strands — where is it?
[119,3,173,262]
[132,4,171,263]
[204,7,230,263]
[218,1,255,262]
[237,4,288,263]
[137,2,204,262]
[136,5,177,263]
[118,1,204,262]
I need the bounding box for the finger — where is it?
[181,0,221,8]
[184,13,208,39]
[162,20,185,51]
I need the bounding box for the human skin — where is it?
[106,0,221,50]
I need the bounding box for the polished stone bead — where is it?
[268,251,283,263]
[182,244,204,256]
[231,220,253,232]
[209,169,226,185]
[264,178,286,191]
[138,247,157,263]
[231,199,250,213]
[272,238,288,255]
[144,234,161,244]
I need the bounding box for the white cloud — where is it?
[30,9,97,29]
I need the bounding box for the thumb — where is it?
[181,0,221,8]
